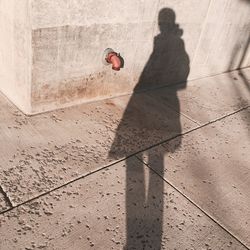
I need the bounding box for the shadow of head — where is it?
[158,8,183,36]
[134,8,189,91]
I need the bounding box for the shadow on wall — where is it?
[229,33,250,91]
[109,8,190,249]
[229,31,250,137]
[229,0,250,107]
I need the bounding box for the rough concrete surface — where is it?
[148,68,250,125]
[0,68,249,249]
[137,108,250,247]
[0,85,196,207]
[1,69,249,208]
[0,159,248,250]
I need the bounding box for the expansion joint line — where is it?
[135,155,250,250]
[0,106,249,224]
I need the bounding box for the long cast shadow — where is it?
[109,8,189,249]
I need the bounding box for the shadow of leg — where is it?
[125,153,164,249]
[146,151,164,249]
[125,156,146,249]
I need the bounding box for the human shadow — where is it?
[109,8,189,249]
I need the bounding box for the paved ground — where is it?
[0,68,249,250]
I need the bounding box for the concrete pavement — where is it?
[0,68,249,249]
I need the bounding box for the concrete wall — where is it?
[1,0,250,114]
[189,0,250,79]
[0,0,31,113]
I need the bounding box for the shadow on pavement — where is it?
[109,8,190,249]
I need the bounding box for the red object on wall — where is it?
[106,52,122,71]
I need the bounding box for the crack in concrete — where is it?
[0,185,13,209]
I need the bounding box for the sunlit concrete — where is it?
[0,159,247,250]
[0,69,249,249]
[137,108,250,247]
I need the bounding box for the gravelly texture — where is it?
[0,158,247,250]
[1,69,249,209]
[0,69,249,248]
[0,86,196,208]
[137,108,250,248]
